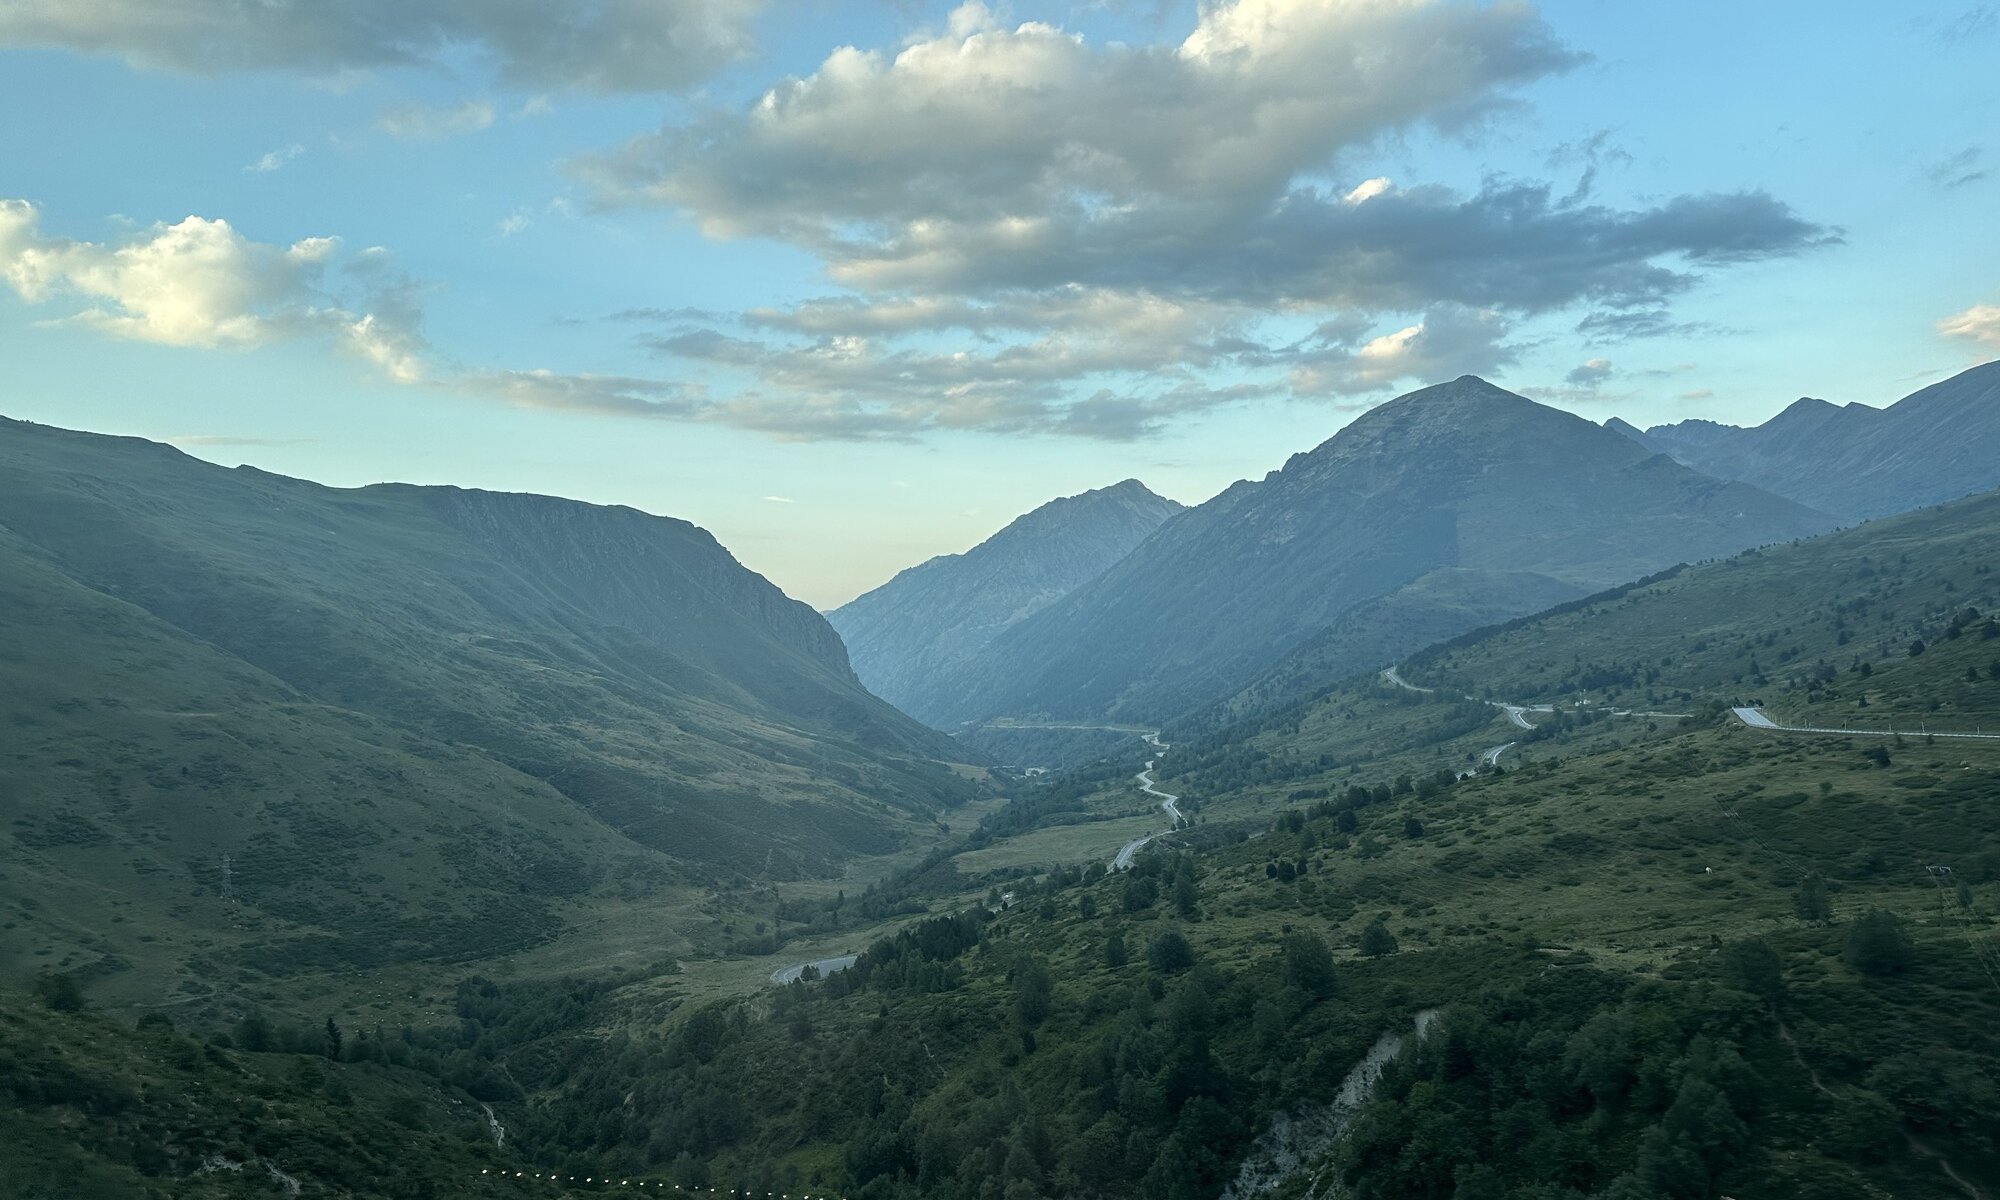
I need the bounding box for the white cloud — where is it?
[589,0,1580,262]
[378,101,495,141]
[582,0,1829,311]
[571,0,1828,439]
[244,143,304,173]
[0,0,762,93]
[0,198,426,379]
[1343,176,1394,205]
[498,210,533,237]
[763,495,795,503]
[1939,302,2000,347]
[1288,305,1517,396]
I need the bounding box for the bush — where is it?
[1281,930,1337,998]
[1358,920,1399,958]
[1147,929,1194,974]
[1843,910,1915,976]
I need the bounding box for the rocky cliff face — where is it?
[1629,360,2000,519]
[827,479,1183,725]
[924,377,1838,726]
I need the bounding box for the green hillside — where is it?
[8,434,2000,1200]
[0,986,525,1199]
[1156,487,2000,809]
[0,416,982,1014]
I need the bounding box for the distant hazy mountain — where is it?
[929,376,1839,726]
[0,416,976,999]
[828,479,1183,725]
[1622,360,2000,519]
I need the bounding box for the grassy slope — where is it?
[0,417,984,1017]
[1152,488,2000,819]
[0,525,712,1014]
[9,451,2000,1198]
[0,991,531,1200]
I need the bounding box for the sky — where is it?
[2,1,1996,608]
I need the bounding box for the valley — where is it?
[8,378,2000,1200]
[5,5,1994,1196]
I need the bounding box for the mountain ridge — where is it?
[1628,360,2000,518]
[921,376,1838,727]
[828,478,1184,725]
[0,413,980,1005]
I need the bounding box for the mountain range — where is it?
[1615,359,2000,519]
[872,376,1838,730]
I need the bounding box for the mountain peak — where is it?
[827,479,1183,722]
[1302,376,1611,471]
[982,480,1183,552]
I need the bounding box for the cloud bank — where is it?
[572,0,1831,438]
[2,1,1840,443]
[0,0,761,92]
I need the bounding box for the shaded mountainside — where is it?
[936,376,1837,727]
[828,479,1183,726]
[1630,359,2000,520]
[1162,484,2000,801]
[1205,566,1591,727]
[0,415,980,1004]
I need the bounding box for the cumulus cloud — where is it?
[378,101,496,140]
[1565,357,1614,386]
[585,1,1826,309]
[559,0,1830,431]
[587,0,1579,258]
[0,0,762,92]
[1286,305,1518,396]
[3,2,1842,443]
[0,198,426,380]
[1939,302,2000,347]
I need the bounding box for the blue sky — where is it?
[3,1,1995,607]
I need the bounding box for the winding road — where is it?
[1732,707,2000,741]
[1384,665,1691,766]
[1384,666,1536,764]
[769,954,858,985]
[1112,732,1185,870]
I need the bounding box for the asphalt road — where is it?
[769,954,859,985]
[1732,707,2000,741]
